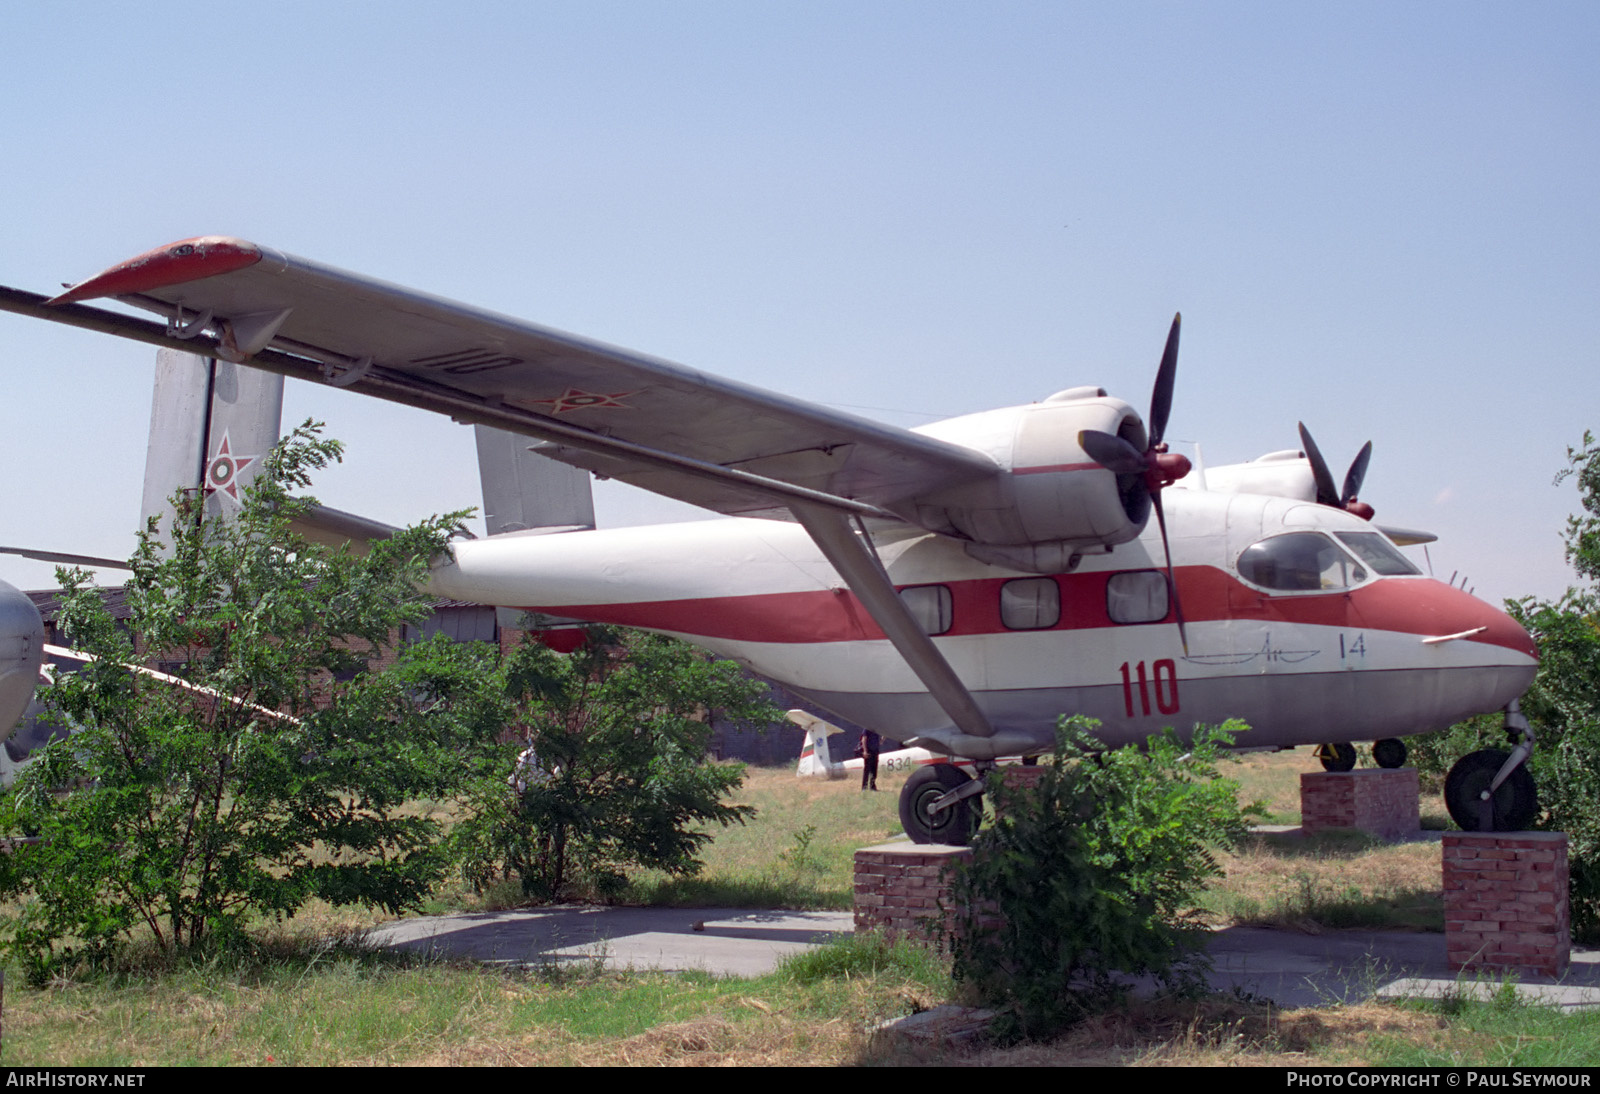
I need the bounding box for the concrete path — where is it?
[369,906,856,979]
[369,905,1600,1010]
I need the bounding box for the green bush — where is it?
[451,628,781,902]
[944,717,1260,1039]
[0,424,502,982]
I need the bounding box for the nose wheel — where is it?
[899,764,982,846]
[1443,701,1539,832]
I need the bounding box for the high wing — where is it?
[41,237,999,523]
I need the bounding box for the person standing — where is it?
[858,729,881,791]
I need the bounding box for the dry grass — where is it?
[920,1000,1450,1067]
[1211,833,1443,930]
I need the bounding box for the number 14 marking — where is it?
[1120,659,1180,717]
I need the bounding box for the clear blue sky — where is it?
[1,1,1595,606]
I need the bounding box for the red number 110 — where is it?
[1119,659,1180,716]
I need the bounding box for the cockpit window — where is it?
[1236,532,1368,592]
[1334,531,1421,576]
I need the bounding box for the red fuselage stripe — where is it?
[516,567,1535,657]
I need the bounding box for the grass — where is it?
[4,746,1589,1066]
[8,930,1598,1067]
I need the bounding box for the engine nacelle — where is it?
[912,389,1152,562]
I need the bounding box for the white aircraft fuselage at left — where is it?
[431,462,1534,760]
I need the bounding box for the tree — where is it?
[944,717,1259,1039]
[0,422,502,978]
[1412,433,1600,935]
[1510,433,1600,935]
[453,627,781,901]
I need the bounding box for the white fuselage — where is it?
[429,487,1536,758]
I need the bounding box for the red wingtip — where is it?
[47,236,261,305]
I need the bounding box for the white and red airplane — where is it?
[0,236,1541,841]
[789,708,992,783]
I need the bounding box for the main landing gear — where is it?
[899,763,984,845]
[1315,738,1408,771]
[1443,700,1539,832]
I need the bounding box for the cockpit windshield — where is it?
[1334,531,1421,576]
[1236,532,1368,592]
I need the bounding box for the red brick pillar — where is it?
[854,842,971,942]
[1443,831,1569,976]
[1300,768,1420,841]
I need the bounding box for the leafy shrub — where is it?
[451,628,780,901]
[0,424,502,982]
[944,716,1260,1039]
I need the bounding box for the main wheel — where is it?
[899,764,980,846]
[1444,748,1539,832]
[1317,742,1357,772]
[1372,738,1408,769]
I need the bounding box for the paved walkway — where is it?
[369,906,1600,1010]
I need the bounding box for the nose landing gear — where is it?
[1443,701,1540,832]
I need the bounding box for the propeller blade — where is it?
[1297,422,1341,508]
[1342,441,1373,506]
[1147,313,1181,448]
[1151,491,1188,655]
[1078,429,1147,475]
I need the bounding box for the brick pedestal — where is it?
[1300,768,1420,840]
[1443,831,1569,976]
[854,842,971,941]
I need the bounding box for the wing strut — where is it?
[788,502,993,743]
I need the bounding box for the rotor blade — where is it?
[1151,491,1188,655]
[1297,422,1340,508]
[1078,429,1147,475]
[1342,441,1373,505]
[1147,313,1181,448]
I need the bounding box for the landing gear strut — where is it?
[899,764,983,846]
[1443,700,1539,832]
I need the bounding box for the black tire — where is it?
[1444,748,1539,832]
[1372,738,1408,769]
[899,764,980,846]
[1318,742,1357,772]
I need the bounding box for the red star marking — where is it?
[529,387,636,414]
[204,432,257,503]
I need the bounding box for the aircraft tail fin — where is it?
[142,349,283,543]
[788,709,844,779]
[474,425,596,632]
[474,425,595,538]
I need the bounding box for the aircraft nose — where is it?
[1420,580,1538,664]
[0,581,45,737]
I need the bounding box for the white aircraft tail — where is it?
[788,709,845,779]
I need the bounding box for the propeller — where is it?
[1079,313,1193,652]
[1297,423,1376,520]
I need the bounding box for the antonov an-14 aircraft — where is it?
[0,237,1540,841]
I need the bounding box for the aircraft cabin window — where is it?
[1334,531,1421,576]
[899,584,953,635]
[1000,578,1060,630]
[1236,533,1368,592]
[1106,570,1169,624]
